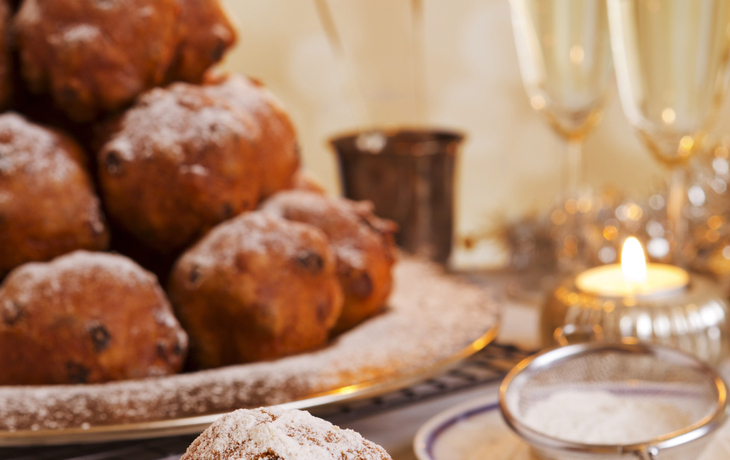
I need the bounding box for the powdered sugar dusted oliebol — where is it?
[181,407,391,460]
[0,257,498,432]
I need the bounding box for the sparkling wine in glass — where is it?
[607,0,730,264]
[509,0,613,271]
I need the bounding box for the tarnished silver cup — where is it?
[331,128,463,264]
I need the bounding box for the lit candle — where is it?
[575,237,689,298]
[543,237,729,364]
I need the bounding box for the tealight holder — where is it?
[541,274,730,365]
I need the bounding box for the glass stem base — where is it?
[667,166,687,267]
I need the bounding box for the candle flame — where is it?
[621,237,647,284]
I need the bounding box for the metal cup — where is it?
[331,128,463,264]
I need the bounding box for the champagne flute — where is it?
[509,0,613,272]
[607,0,730,265]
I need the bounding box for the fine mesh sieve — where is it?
[500,342,728,460]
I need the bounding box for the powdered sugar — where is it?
[521,390,693,445]
[179,164,209,176]
[336,244,366,270]
[183,212,317,268]
[0,112,77,181]
[0,257,498,432]
[60,24,101,44]
[204,74,270,117]
[6,251,154,300]
[103,84,258,165]
[182,407,390,460]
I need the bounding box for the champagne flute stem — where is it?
[565,137,583,202]
[560,137,584,273]
[667,166,687,267]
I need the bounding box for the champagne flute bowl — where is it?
[607,0,730,263]
[510,0,613,271]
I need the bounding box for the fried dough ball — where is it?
[0,113,109,278]
[0,251,188,385]
[0,0,12,111]
[14,0,180,122]
[166,0,237,83]
[292,168,327,194]
[168,212,343,368]
[261,191,397,334]
[181,407,393,460]
[98,83,261,255]
[204,74,299,198]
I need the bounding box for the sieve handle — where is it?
[634,446,659,459]
[553,324,604,347]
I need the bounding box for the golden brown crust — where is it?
[261,191,397,334]
[98,83,261,255]
[204,74,300,198]
[0,250,188,385]
[14,0,180,122]
[166,0,237,83]
[168,212,343,369]
[0,113,109,278]
[291,168,327,194]
[0,0,12,111]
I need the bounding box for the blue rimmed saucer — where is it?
[413,393,531,460]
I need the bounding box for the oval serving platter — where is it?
[0,256,499,446]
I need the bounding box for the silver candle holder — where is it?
[542,273,730,365]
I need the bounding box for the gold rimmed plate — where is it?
[0,257,499,446]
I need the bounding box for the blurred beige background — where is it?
[219,0,728,267]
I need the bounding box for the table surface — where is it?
[0,271,541,460]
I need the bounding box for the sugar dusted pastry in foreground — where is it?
[0,113,109,278]
[262,191,397,334]
[0,251,187,385]
[181,407,392,460]
[98,82,260,255]
[168,212,343,368]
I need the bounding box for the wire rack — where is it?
[0,343,532,460]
